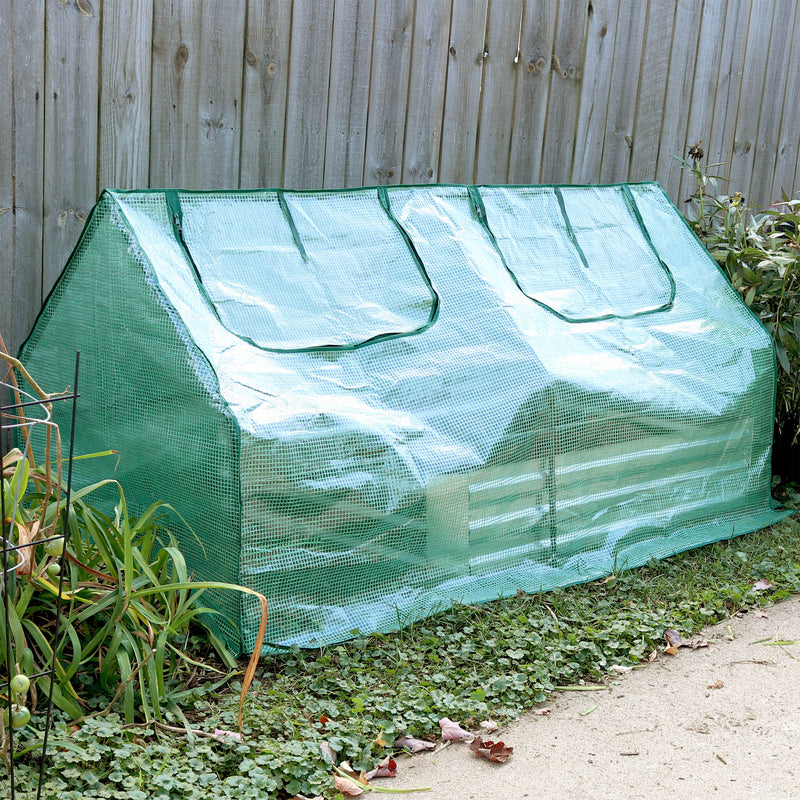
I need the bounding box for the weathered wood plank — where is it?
[538,0,589,184]
[507,0,557,184]
[149,0,246,188]
[727,0,778,200]
[654,0,703,202]
[748,0,798,206]
[42,0,100,295]
[597,0,648,183]
[283,0,336,189]
[438,0,488,184]
[402,0,451,184]
[323,0,376,188]
[571,0,617,183]
[474,0,523,184]
[773,7,800,201]
[626,0,675,183]
[363,1,415,185]
[0,0,45,355]
[706,0,750,179]
[99,0,154,189]
[239,0,293,189]
[677,0,727,206]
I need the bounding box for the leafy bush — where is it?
[679,152,800,453]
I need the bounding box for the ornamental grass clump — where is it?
[1,347,267,770]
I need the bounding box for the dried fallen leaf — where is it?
[334,775,364,796]
[212,728,243,742]
[610,664,633,674]
[664,628,681,655]
[373,731,387,747]
[647,650,658,662]
[364,756,397,781]
[753,578,774,591]
[663,628,708,654]
[479,719,499,733]
[707,680,724,690]
[394,734,436,753]
[468,737,513,763]
[755,610,769,619]
[439,717,471,741]
[319,741,337,764]
[683,636,708,650]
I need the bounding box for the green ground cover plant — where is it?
[6,515,799,799]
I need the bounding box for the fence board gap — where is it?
[323,0,377,188]
[240,0,293,189]
[1,0,45,355]
[149,0,246,189]
[364,1,415,186]
[571,0,617,184]
[597,0,647,183]
[747,0,797,206]
[283,0,336,189]
[474,0,524,184]
[507,0,557,185]
[438,0,488,184]
[626,0,676,185]
[677,0,728,207]
[402,0,452,185]
[43,0,101,295]
[653,0,703,202]
[539,0,590,185]
[99,0,154,190]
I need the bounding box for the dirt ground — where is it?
[381,594,800,800]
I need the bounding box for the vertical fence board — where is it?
[149,0,246,188]
[677,0,727,206]
[773,8,800,201]
[748,0,797,206]
[706,0,750,182]
[654,0,703,201]
[283,0,335,188]
[364,1,415,185]
[539,0,589,184]
[507,0,557,184]
[571,0,617,183]
[402,0,452,184]
[626,0,675,184]
[438,0,488,184]
[323,0,376,188]
[597,1,647,183]
[240,0,293,189]
[727,0,776,199]
[474,0,523,184]
[99,0,154,190]
[0,1,45,355]
[43,0,100,295]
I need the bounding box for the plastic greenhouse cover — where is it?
[19,182,790,654]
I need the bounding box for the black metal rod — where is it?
[1,392,17,798]
[0,393,78,412]
[36,352,80,800]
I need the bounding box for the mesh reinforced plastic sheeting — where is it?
[19,183,789,654]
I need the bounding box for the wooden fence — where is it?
[2,0,800,357]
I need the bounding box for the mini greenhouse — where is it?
[19,182,787,653]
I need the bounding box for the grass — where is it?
[8,514,800,799]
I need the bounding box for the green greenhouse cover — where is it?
[20,183,788,654]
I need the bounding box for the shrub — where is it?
[679,152,800,460]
